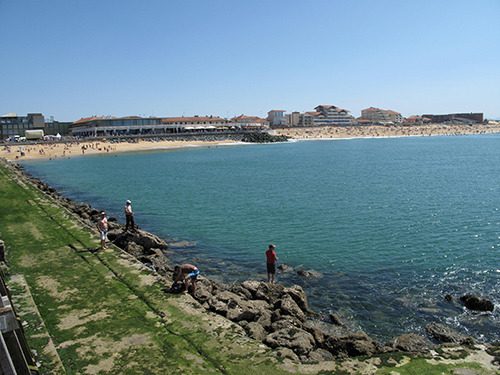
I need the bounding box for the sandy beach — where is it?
[0,138,239,161]
[276,123,500,139]
[2,123,500,161]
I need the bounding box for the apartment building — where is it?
[360,107,403,124]
[313,105,353,126]
[386,110,403,123]
[267,110,286,127]
[286,111,316,127]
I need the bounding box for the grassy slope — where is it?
[0,161,294,375]
[0,159,498,375]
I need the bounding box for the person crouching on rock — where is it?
[173,264,199,295]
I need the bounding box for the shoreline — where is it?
[2,123,500,161]
[2,158,500,373]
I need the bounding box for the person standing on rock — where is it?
[124,200,135,232]
[96,211,108,249]
[266,244,278,283]
[173,264,199,295]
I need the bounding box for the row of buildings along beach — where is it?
[0,105,486,140]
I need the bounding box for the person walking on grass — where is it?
[266,244,278,283]
[96,211,108,249]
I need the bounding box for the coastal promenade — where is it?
[2,123,500,162]
[0,155,499,374]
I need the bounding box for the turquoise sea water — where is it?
[20,134,500,342]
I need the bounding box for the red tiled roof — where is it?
[72,116,118,125]
[162,116,227,124]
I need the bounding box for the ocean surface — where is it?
[20,134,500,343]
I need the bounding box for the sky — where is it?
[1,0,499,122]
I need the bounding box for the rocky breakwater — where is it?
[241,132,291,143]
[188,277,500,363]
[6,160,499,365]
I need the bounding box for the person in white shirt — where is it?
[124,200,135,232]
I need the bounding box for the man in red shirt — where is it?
[266,244,278,283]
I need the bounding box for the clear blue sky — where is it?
[1,0,499,122]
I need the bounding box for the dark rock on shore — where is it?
[190,277,395,360]
[460,294,495,312]
[324,331,384,358]
[297,269,323,278]
[386,334,434,352]
[241,132,290,143]
[425,322,476,345]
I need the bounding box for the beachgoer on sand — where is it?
[124,200,135,232]
[96,211,108,249]
[266,244,278,283]
[172,264,199,295]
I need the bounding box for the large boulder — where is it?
[129,229,168,250]
[460,295,495,312]
[425,322,476,345]
[246,321,268,341]
[264,327,316,356]
[386,333,434,352]
[126,242,145,258]
[276,294,306,321]
[283,285,311,314]
[207,291,268,322]
[324,331,383,357]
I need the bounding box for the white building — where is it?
[313,105,353,126]
[71,115,229,137]
[267,110,286,127]
[361,107,402,124]
[230,115,269,128]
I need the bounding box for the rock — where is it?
[255,282,285,305]
[270,316,303,333]
[277,264,293,272]
[425,322,476,345]
[256,310,272,331]
[241,132,290,143]
[297,269,322,278]
[240,281,261,298]
[283,285,311,314]
[264,327,316,356]
[324,331,383,357]
[460,295,494,312]
[302,325,325,347]
[275,348,299,361]
[246,321,268,341]
[229,284,253,300]
[128,229,168,250]
[195,278,226,303]
[386,333,434,352]
[126,242,145,258]
[329,313,344,326]
[277,295,306,321]
[445,293,454,302]
[307,348,335,363]
[207,291,267,323]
